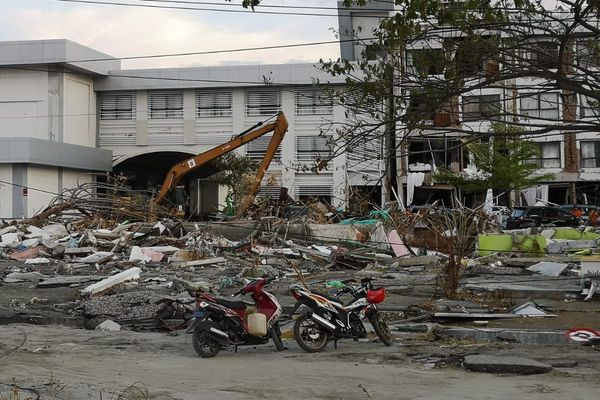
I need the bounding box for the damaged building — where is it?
[339,1,600,207]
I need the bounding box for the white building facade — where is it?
[1,39,385,218]
[0,40,113,219]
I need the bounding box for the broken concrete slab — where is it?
[396,256,439,267]
[463,355,552,375]
[95,319,121,332]
[3,272,47,284]
[527,262,568,277]
[64,247,97,255]
[38,275,105,288]
[80,267,142,296]
[174,257,227,268]
[76,252,114,264]
[42,224,69,238]
[0,232,20,247]
[24,257,50,265]
[129,246,152,263]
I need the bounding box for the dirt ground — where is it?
[1,324,599,400]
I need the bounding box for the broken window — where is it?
[581,141,600,168]
[406,49,445,76]
[453,36,499,77]
[246,88,281,117]
[100,92,135,120]
[196,90,232,118]
[149,91,183,119]
[408,139,464,170]
[528,42,559,70]
[295,87,333,116]
[530,142,561,168]
[520,92,560,120]
[462,95,501,121]
[407,91,436,123]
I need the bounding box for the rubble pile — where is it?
[1,195,599,344]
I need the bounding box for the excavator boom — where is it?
[154,112,288,215]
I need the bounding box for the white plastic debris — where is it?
[81,267,141,296]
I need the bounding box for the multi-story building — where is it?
[0,39,386,219]
[338,1,600,207]
[0,40,113,219]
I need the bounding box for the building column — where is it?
[136,91,148,146]
[183,89,195,145]
[281,88,295,195]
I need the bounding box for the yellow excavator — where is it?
[153,112,288,217]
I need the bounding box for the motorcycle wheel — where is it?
[293,314,328,353]
[368,312,393,346]
[270,322,285,351]
[192,322,222,358]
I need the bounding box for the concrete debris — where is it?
[527,262,569,277]
[81,267,142,296]
[462,355,553,375]
[95,319,121,332]
[1,195,599,342]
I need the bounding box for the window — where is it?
[246,89,281,117]
[529,42,559,69]
[365,43,387,61]
[520,93,559,120]
[453,36,499,77]
[407,91,435,122]
[296,136,332,162]
[100,92,134,120]
[149,91,183,119]
[295,88,333,116]
[408,139,464,170]
[531,142,561,168]
[581,95,600,119]
[297,186,333,204]
[406,49,445,76]
[462,95,501,121]
[581,141,600,168]
[247,135,281,162]
[196,90,232,117]
[576,40,600,69]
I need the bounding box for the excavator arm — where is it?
[154,112,288,214]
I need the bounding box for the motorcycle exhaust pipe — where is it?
[309,313,337,331]
[205,327,230,345]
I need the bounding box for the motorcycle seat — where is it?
[215,298,251,310]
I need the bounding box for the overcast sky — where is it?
[0,0,342,69]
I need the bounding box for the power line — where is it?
[135,0,345,11]
[52,0,340,17]
[13,37,364,64]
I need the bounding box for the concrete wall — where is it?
[0,165,12,219]
[0,68,48,140]
[63,73,95,147]
[26,165,59,217]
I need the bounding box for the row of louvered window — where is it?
[99,88,332,120]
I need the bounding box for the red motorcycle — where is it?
[187,277,284,358]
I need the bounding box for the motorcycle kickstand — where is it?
[334,340,338,350]
[234,345,238,353]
